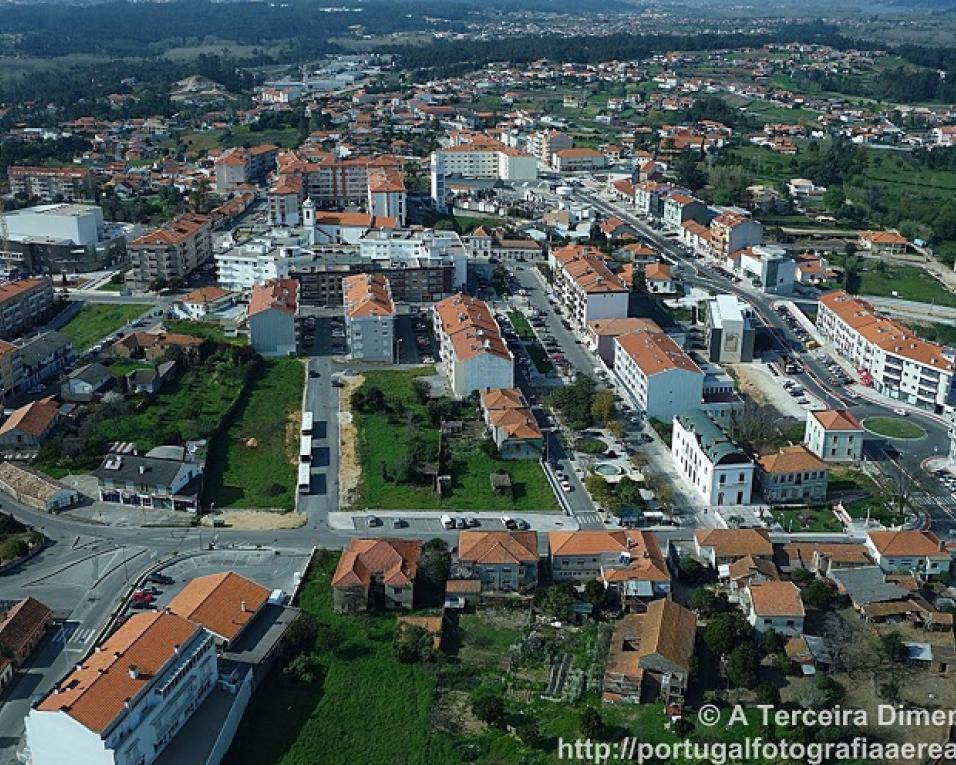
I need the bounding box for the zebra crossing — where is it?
[53,621,96,650]
[912,493,956,510]
[574,512,604,528]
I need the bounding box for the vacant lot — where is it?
[59,303,145,349]
[164,320,241,346]
[854,263,956,307]
[203,358,304,510]
[352,368,557,511]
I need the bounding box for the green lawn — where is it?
[772,506,844,532]
[908,321,956,347]
[855,263,956,308]
[177,124,301,153]
[508,311,553,373]
[203,358,304,510]
[352,368,557,511]
[862,416,925,439]
[164,320,241,345]
[59,303,146,349]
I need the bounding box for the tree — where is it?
[879,632,907,664]
[703,612,751,657]
[803,579,837,611]
[580,706,604,738]
[283,652,321,684]
[725,644,760,688]
[632,265,648,295]
[607,419,625,440]
[584,578,606,605]
[393,624,436,663]
[755,682,781,706]
[590,389,616,426]
[728,398,777,450]
[678,557,707,585]
[761,628,784,655]
[790,568,814,587]
[471,684,505,725]
[419,538,451,586]
[537,582,575,620]
[689,588,728,616]
[821,185,845,212]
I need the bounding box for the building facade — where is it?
[672,409,754,506]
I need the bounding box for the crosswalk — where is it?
[574,512,604,528]
[53,621,96,650]
[911,493,956,509]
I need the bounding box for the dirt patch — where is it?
[200,509,307,530]
[338,374,365,507]
[728,364,767,405]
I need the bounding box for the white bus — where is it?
[297,463,311,495]
[301,411,314,436]
[299,435,312,463]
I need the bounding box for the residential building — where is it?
[733,245,795,294]
[60,362,112,402]
[673,410,754,506]
[430,134,537,210]
[614,329,703,422]
[585,317,662,367]
[433,294,513,397]
[757,445,829,504]
[549,530,671,598]
[679,220,712,255]
[174,286,235,321]
[709,212,762,258]
[26,611,218,765]
[693,528,773,568]
[0,341,24,400]
[549,244,629,329]
[479,387,543,459]
[0,278,55,339]
[804,409,864,462]
[248,278,299,357]
[214,144,279,192]
[816,291,956,412]
[367,167,407,226]
[342,273,395,362]
[0,398,58,452]
[705,295,757,364]
[128,213,212,290]
[859,230,908,256]
[527,130,572,165]
[745,581,805,636]
[8,165,94,202]
[0,597,52,666]
[552,147,608,172]
[18,331,74,392]
[358,229,467,291]
[0,461,78,512]
[700,367,745,429]
[92,446,204,512]
[865,531,950,576]
[166,571,271,648]
[644,262,675,294]
[603,600,696,707]
[111,331,203,362]
[331,538,421,613]
[661,194,709,232]
[456,530,538,591]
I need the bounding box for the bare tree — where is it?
[728,399,778,450]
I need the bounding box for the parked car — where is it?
[367,515,382,528]
[147,573,173,586]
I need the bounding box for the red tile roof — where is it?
[166,571,270,642]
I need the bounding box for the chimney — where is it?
[240,600,247,613]
[128,665,139,680]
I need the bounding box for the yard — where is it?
[771,506,844,533]
[59,303,146,350]
[203,358,304,511]
[351,368,557,511]
[164,320,241,345]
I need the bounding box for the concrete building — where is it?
[358,229,467,292]
[734,245,795,295]
[93,447,204,513]
[804,409,864,462]
[0,341,23,400]
[745,581,805,636]
[705,295,755,363]
[430,134,537,211]
[479,388,543,459]
[248,278,299,357]
[8,166,94,202]
[549,244,629,330]
[585,317,663,367]
[0,398,59,452]
[0,461,78,512]
[865,531,950,576]
[128,214,212,290]
[331,538,420,613]
[174,286,235,321]
[271,150,404,211]
[456,531,538,591]
[644,262,675,294]
[0,278,55,339]
[552,148,608,172]
[816,290,956,412]
[757,445,829,504]
[19,331,75,392]
[672,409,754,506]
[527,130,572,165]
[709,212,762,258]
[166,571,271,648]
[342,273,395,362]
[433,294,513,397]
[214,144,279,192]
[661,194,709,232]
[613,329,703,421]
[367,167,407,226]
[549,530,671,598]
[26,611,218,765]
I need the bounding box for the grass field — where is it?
[862,416,926,439]
[58,304,146,350]
[177,123,300,153]
[203,358,304,510]
[353,368,557,511]
[164,320,241,345]
[854,263,956,307]
[772,506,844,532]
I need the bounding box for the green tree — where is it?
[803,579,837,611]
[879,632,907,664]
[689,588,728,616]
[580,706,604,738]
[471,684,505,726]
[703,612,752,656]
[725,644,760,688]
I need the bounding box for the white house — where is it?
[644,262,676,294]
[804,409,864,462]
[745,581,805,636]
[247,278,299,357]
[613,329,703,421]
[864,531,950,576]
[735,245,795,295]
[175,286,235,321]
[549,530,671,598]
[433,294,513,397]
[672,409,754,506]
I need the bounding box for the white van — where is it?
[440,514,455,529]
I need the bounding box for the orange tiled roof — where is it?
[458,530,538,565]
[166,571,270,642]
[343,273,394,319]
[748,581,805,617]
[0,597,51,657]
[332,538,420,587]
[758,444,828,475]
[694,528,773,558]
[0,398,57,439]
[615,329,701,377]
[810,408,862,431]
[867,530,947,558]
[248,278,298,318]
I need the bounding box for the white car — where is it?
[893,408,908,416]
[560,481,573,493]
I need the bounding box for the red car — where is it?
[131,590,154,604]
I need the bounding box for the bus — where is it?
[299,435,312,463]
[301,411,314,436]
[297,463,311,495]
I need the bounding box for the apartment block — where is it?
[672,409,754,506]
[709,212,762,258]
[128,213,212,290]
[549,244,629,329]
[613,329,703,421]
[342,273,395,362]
[0,278,55,339]
[433,293,513,396]
[8,166,94,202]
[705,295,754,363]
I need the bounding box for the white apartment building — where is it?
[25,611,218,765]
[672,409,755,506]
[430,134,538,210]
[433,293,513,397]
[804,409,864,462]
[705,295,755,363]
[733,245,795,295]
[527,130,572,166]
[613,329,704,421]
[552,148,608,172]
[216,238,297,291]
[661,194,709,232]
[359,229,468,291]
[342,273,395,362]
[709,212,762,258]
[817,290,956,412]
[367,167,407,226]
[549,244,629,329]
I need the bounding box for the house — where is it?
[444,579,482,609]
[585,317,662,367]
[613,329,703,421]
[644,262,675,294]
[342,273,395,363]
[549,530,671,598]
[0,398,59,452]
[60,362,113,402]
[175,286,235,320]
[126,360,177,395]
[433,294,513,397]
[864,531,950,576]
[331,538,421,613]
[804,409,864,462]
[745,581,805,636]
[248,278,299,357]
[602,599,696,707]
[776,542,871,576]
[786,178,825,198]
[479,388,543,459]
[709,212,762,258]
[757,445,829,504]
[0,461,78,512]
[661,194,709,232]
[859,230,908,256]
[727,555,780,598]
[672,410,754,506]
[694,528,773,568]
[17,332,74,392]
[829,566,911,612]
[705,295,754,363]
[166,571,271,647]
[111,332,203,362]
[734,245,795,295]
[0,597,52,666]
[456,530,538,591]
[26,611,218,765]
[549,244,629,330]
[93,446,204,512]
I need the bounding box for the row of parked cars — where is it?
[775,304,818,351]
